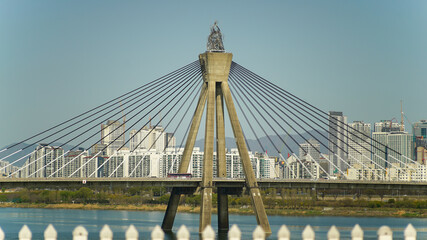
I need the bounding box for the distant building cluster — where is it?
[18,146,275,179]
[16,121,275,179]
[0,160,19,177]
[7,116,427,182]
[276,114,427,182]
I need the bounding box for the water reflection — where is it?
[0,208,425,240]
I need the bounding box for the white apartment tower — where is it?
[25,144,64,178]
[299,139,320,162]
[129,126,176,152]
[348,121,371,166]
[328,111,348,175]
[372,120,413,169]
[387,132,413,167]
[101,120,125,156]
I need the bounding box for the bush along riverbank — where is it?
[0,187,425,217]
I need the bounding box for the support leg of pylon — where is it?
[221,81,272,234]
[161,188,181,232]
[179,83,208,173]
[162,84,207,232]
[217,187,229,232]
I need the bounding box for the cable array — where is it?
[1,59,420,181]
[228,61,420,180]
[2,61,202,178]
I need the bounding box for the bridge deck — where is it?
[0,178,426,191]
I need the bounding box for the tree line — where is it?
[0,187,426,210]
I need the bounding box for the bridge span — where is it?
[0,178,426,191]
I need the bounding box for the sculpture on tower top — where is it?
[207,21,225,52]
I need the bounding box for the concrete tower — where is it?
[161,23,271,234]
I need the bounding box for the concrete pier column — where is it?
[161,189,181,231]
[217,187,229,232]
[216,82,229,231]
[199,59,216,232]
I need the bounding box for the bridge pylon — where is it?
[161,23,271,234]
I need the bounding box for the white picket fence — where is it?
[0,223,418,239]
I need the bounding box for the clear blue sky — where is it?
[1,0,426,148]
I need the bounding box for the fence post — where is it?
[404,224,416,240]
[253,225,265,240]
[351,224,363,240]
[228,224,241,240]
[302,225,315,240]
[44,224,57,240]
[277,225,290,240]
[202,225,215,240]
[177,225,190,240]
[100,225,113,240]
[377,226,392,240]
[126,225,139,240]
[0,226,4,240]
[327,225,339,240]
[151,225,164,240]
[19,225,32,240]
[73,226,88,240]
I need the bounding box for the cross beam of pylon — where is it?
[161,52,271,234]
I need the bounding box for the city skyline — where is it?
[1,1,427,149]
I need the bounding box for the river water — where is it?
[0,208,425,239]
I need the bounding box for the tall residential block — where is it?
[101,120,125,156]
[348,121,371,166]
[25,144,64,178]
[372,120,413,169]
[413,120,427,163]
[328,111,348,175]
[63,149,89,178]
[0,160,19,177]
[129,126,176,152]
[299,139,320,170]
[387,132,413,166]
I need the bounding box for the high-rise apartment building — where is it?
[91,143,108,156]
[105,149,161,178]
[81,155,105,178]
[299,139,320,162]
[0,160,19,177]
[25,144,64,178]
[387,132,413,166]
[101,120,125,156]
[63,149,89,178]
[129,126,176,152]
[413,120,427,163]
[328,111,348,175]
[348,121,371,166]
[285,155,320,179]
[372,132,389,168]
[372,120,413,169]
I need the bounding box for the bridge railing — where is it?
[3,223,417,240]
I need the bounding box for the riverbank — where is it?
[1,202,425,218]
